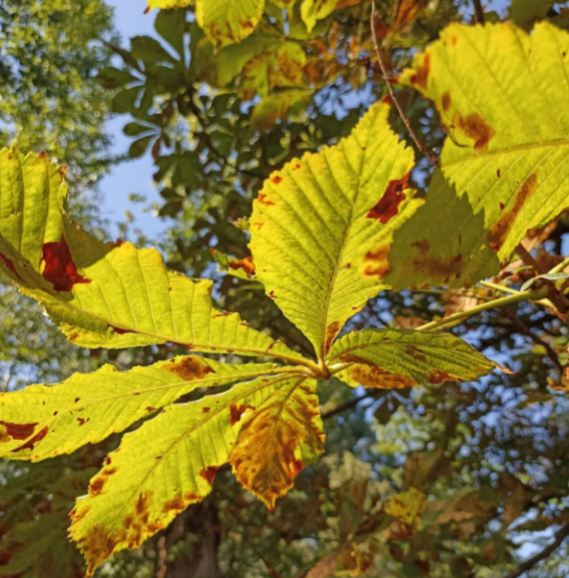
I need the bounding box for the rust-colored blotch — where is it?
[200,465,220,485]
[488,174,538,252]
[42,236,91,292]
[367,172,410,224]
[363,245,392,278]
[228,256,256,276]
[441,91,451,113]
[452,110,496,152]
[409,53,430,90]
[162,356,215,381]
[12,425,48,453]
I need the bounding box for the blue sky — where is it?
[99,0,164,239]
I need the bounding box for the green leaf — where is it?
[509,0,553,28]
[96,66,138,90]
[250,101,420,358]
[154,8,187,57]
[69,372,313,576]
[128,134,155,158]
[130,35,176,65]
[196,0,265,48]
[328,329,495,388]
[0,356,277,461]
[0,148,305,366]
[123,122,155,137]
[251,91,309,131]
[378,22,569,289]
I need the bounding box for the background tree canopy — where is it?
[2,0,569,577]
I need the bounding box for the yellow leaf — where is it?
[385,487,427,525]
[231,378,324,509]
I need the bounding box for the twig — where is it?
[322,393,372,420]
[416,287,548,332]
[473,0,485,25]
[500,306,564,375]
[504,522,569,578]
[369,1,440,168]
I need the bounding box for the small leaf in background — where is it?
[196,0,264,48]
[385,487,427,526]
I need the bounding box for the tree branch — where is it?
[499,306,564,375]
[369,1,440,168]
[473,0,485,25]
[504,522,569,578]
[322,393,373,420]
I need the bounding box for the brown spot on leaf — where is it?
[41,236,90,292]
[441,91,451,112]
[0,420,38,441]
[200,466,220,485]
[343,357,416,389]
[12,426,48,452]
[162,356,215,381]
[228,256,256,276]
[367,172,410,224]
[452,111,496,152]
[409,53,430,89]
[411,251,462,281]
[252,222,264,231]
[0,548,12,565]
[325,321,341,353]
[429,370,456,384]
[257,193,275,206]
[488,174,538,251]
[363,245,392,278]
[405,346,427,363]
[108,324,135,335]
[230,403,254,426]
[69,506,90,523]
[77,417,87,426]
[0,253,25,283]
[202,407,211,414]
[412,239,430,254]
[268,290,277,299]
[497,169,501,178]
[162,493,186,513]
[271,175,283,185]
[88,467,117,497]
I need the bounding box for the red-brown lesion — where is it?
[409,53,431,90]
[452,110,496,152]
[41,236,91,292]
[367,172,411,224]
[161,356,215,381]
[488,174,538,252]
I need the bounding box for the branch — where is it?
[370,2,440,168]
[499,306,564,375]
[322,392,373,420]
[472,0,485,25]
[504,522,569,578]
